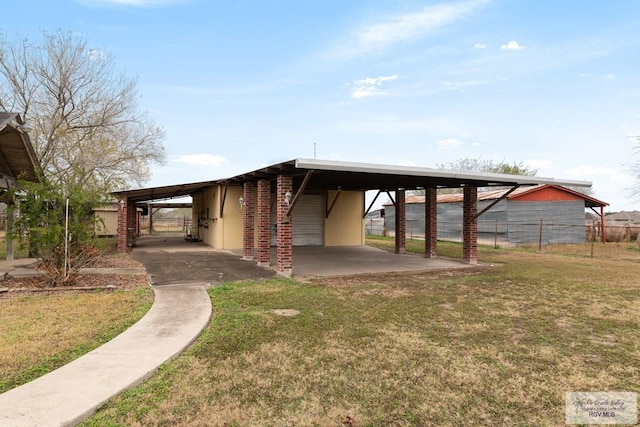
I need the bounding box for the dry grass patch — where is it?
[85,248,639,426]
[0,283,153,393]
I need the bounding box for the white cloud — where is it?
[332,0,489,58]
[351,74,399,98]
[437,138,464,149]
[474,43,486,49]
[500,40,524,51]
[565,165,633,185]
[172,153,228,167]
[524,159,553,170]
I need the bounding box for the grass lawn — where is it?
[0,287,153,394]
[83,242,640,426]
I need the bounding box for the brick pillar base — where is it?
[257,179,271,267]
[395,189,406,254]
[424,187,437,258]
[242,182,255,260]
[463,185,478,264]
[276,175,293,276]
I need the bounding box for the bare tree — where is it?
[433,157,593,196]
[0,30,165,193]
[436,158,538,176]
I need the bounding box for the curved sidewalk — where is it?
[0,283,212,427]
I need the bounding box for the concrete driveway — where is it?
[130,234,275,285]
[132,234,473,282]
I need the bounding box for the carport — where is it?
[114,158,591,276]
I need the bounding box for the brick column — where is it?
[117,197,128,253]
[276,175,293,276]
[424,187,437,258]
[395,189,406,254]
[463,185,478,264]
[256,179,271,267]
[127,202,136,247]
[242,182,256,260]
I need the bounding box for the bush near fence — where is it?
[599,222,640,242]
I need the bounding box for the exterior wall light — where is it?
[239,196,245,210]
[284,191,292,207]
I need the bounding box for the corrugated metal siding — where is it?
[385,198,587,247]
[271,194,324,246]
[436,202,462,242]
[94,209,118,236]
[365,218,385,235]
[507,200,586,245]
[384,203,430,237]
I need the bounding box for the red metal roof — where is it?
[399,185,608,208]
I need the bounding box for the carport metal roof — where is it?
[114,158,592,203]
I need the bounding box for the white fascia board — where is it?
[294,158,592,188]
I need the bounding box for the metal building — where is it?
[385,185,608,247]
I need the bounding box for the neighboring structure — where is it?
[94,204,119,237]
[114,159,592,275]
[364,208,385,236]
[0,113,41,260]
[384,185,608,247]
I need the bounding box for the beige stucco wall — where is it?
[193,186,364,249]
[193,185,243,250]
[324,190,365,246]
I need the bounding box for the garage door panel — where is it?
[271,194,324,246]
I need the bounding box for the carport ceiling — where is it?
[114,158,592,203]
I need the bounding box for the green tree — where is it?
[8,179,105,286]
[0,30,166,193]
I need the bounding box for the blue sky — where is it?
[5,0,640,211]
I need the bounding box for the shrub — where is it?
[8,180,107,286]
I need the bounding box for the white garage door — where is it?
[271,194,324,246]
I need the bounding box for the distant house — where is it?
[605,211,640,224]
[384,185,608,247]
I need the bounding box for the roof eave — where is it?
[294,158,592,188]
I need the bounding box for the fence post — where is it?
[494,219,498,249]
[538,218,543,252]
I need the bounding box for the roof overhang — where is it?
[113,180,221,204]
[0,112,40,185]
[220,158,592,191]
[114,158,593,204]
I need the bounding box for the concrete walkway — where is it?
[0,283,212,427]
